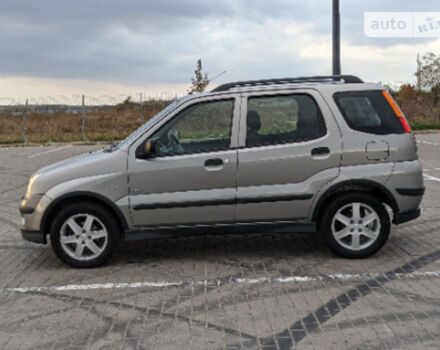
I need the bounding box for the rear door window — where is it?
[334,90,405,135]
[245,94,326,147]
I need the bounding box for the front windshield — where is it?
[115,98,183,150]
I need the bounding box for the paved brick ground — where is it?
[0,135,440,349]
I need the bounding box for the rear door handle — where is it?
[204,158,223,170]
[311,147,330,156]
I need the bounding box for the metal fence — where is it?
[0,93,183,144]
[0,80,416,144]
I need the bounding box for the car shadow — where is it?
[113,231,328,265]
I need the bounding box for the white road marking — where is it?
[2,271,440,294]
[27,145,72,159]
[424,173,440,182]
[417,140,439,146]
[0,146,47,152]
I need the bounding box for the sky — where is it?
[1,0,440,103]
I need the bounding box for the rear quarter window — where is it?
[334,90,405,135]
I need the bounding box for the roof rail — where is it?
[211,75,364,92]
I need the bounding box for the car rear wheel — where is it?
[321,193,390,258]
[50,202,120,268]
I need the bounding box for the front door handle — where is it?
[205,158,223,167]
[311,147,330,156]
[204,158,224,171]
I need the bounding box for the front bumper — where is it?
[19,194,52,244]
[19,206,34,215]
[21,228,46,244]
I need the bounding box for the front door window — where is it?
[151,99,235,157]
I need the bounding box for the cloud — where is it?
[0,0,440,98]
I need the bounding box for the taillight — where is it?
[382,90,412,133]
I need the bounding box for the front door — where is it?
[128,95,240,227]
[236,90,342,222]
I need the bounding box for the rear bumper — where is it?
[387,160,424,216]
[393,209,421,225]
[396,187,425,197]
[21,229,46,244]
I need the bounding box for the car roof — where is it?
[185,75,383,101]
[212,75,363,92]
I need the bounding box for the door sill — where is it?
[125,220,316,241]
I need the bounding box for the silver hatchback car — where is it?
[19,75,424,267]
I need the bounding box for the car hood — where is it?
[28,148,126,195]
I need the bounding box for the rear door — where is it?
[236,89,342,222]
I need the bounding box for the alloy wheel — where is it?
[331,202,381,251]
[59,213,108,261]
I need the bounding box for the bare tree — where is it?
[416,52,440,105]
[189,59,210,93]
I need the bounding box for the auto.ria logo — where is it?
[364,12,440,37]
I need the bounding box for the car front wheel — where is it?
[50,202,120,268]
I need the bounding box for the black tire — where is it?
[50,202,120,268]
[320,192,390,259]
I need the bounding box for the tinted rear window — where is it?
[334,90,404,135]
[246,94,326,147]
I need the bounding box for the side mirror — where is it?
[136,139,155,159]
